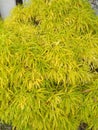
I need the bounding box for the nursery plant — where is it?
[0,0,98,130]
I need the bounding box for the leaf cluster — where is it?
[0,0,98,130]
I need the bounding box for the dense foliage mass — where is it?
[0,0,98,129]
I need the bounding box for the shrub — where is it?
[0,0,98,129]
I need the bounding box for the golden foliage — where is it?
[0,0,98,129]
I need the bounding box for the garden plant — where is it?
[0,0,98,130]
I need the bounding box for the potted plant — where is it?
[0,0,98,130]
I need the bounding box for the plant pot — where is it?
[0,0,16,19]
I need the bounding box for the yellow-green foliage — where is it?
[0,0,98,130]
